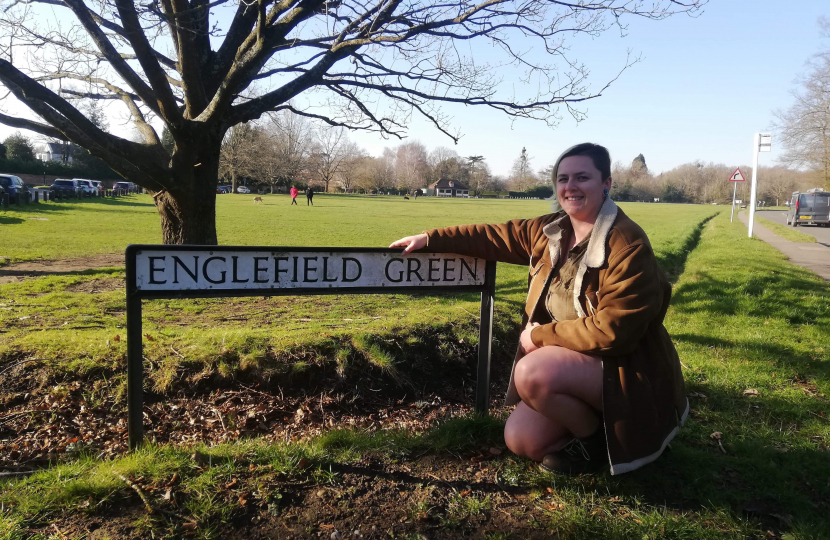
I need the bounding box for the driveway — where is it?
[755,210,830,247]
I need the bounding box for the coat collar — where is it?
[541,197,619,267]
[539,197,619,319]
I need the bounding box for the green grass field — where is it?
[755,216,817,243]
[1,197,828,539]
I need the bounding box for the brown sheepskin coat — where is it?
[425,198,688,474]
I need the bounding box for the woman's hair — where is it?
[555,143,612,181]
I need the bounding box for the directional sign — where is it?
[759,133,772,152]
[729,168,746,182]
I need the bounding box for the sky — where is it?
[0,0,827,177]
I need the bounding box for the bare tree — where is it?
[509,147,537,191]
[219,122,263,192]
[310,127,349,192]
[336,142,364,192]
[395,141,429,191]
[263,109,313,189]
[0,0,705,243]
[774,18,830,190]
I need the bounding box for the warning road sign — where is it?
[729,168,745,182]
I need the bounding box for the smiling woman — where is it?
[390,143,688,476]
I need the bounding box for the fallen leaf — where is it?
[181,522,197,531]
[458,489,472,497]
[743,389,760,396]
[144,334,154,341]
[225,478,238,489]
[710,431,722,440]
[164,473,178,487]
[113,335,120,342]
[297,457,310,470]
[488,447,502,455]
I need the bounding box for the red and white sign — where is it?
[729,168,746,182]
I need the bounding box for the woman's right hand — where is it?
[389,233,428,254]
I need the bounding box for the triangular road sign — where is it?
[729,168,746,182]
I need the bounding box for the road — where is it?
[755,210,830,247]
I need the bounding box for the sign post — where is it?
[748,133,771,238]
[729,167,746,223]
[125,245,498,449]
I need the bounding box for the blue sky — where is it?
[1,0,827,177]
[347,0,829,176]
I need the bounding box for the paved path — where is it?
[739,211,830,282]
[754,210,830,246]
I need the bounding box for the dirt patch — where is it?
[0,254,124,283]
[64,277,124,293]
[30,453,551,540]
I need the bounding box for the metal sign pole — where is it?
[730,181,738,223]
[126,258,144,449]
[748,133,760,237]
[475,260,497,415]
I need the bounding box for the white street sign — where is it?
[759,133,772,152]
[134,250,485,291]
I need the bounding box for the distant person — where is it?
[306,186,314,206]
[290,185,298,205]
[390,143,687,476]
[414,190,418,199]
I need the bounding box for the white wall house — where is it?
[36,143,72,164]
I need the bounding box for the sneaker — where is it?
[539,429,608,475]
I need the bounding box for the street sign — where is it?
[759,133,772,152]
[729,168,746,182]
[125,245,498,449]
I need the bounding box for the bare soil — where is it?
[0,254,124,284]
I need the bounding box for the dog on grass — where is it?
[253,196,263,204]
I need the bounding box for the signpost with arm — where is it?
[729,167,746,223]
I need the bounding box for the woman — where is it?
[390,143,688,475]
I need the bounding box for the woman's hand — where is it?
[389,233,428,254]
[520,322,541,354]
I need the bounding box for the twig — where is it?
[809,411,829,423]
[118,474,154,513]
[0,471,36,477]
[212,408,227,432]
[52,524,68,540]
[117,473,192,522]
[170,346,185,359]
[238,384,274,398]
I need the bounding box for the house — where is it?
[428,178,470,198]
[36,143,73,164]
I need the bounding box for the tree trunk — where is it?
[231,171,238,193]
[153,145,220,245]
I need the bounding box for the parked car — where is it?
[113,181,133,192]
[90,180,104,194]
[0,174,28,203]
[787,189,830,227]
[73,179,97,197]
[219,185,232,194]
[50,179,80,198]
[237,186,251,194]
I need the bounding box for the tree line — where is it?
[611,155,816,206]
[215,111,545,195]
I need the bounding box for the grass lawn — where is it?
[1,200,828,539]
[755,216,817,243]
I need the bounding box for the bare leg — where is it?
[504,401,571,462]
[513,346,603,439]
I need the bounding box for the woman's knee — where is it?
[513,347,567,399]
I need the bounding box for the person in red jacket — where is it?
[290,186,298,205]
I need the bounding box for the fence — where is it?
[0,186,139,208]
